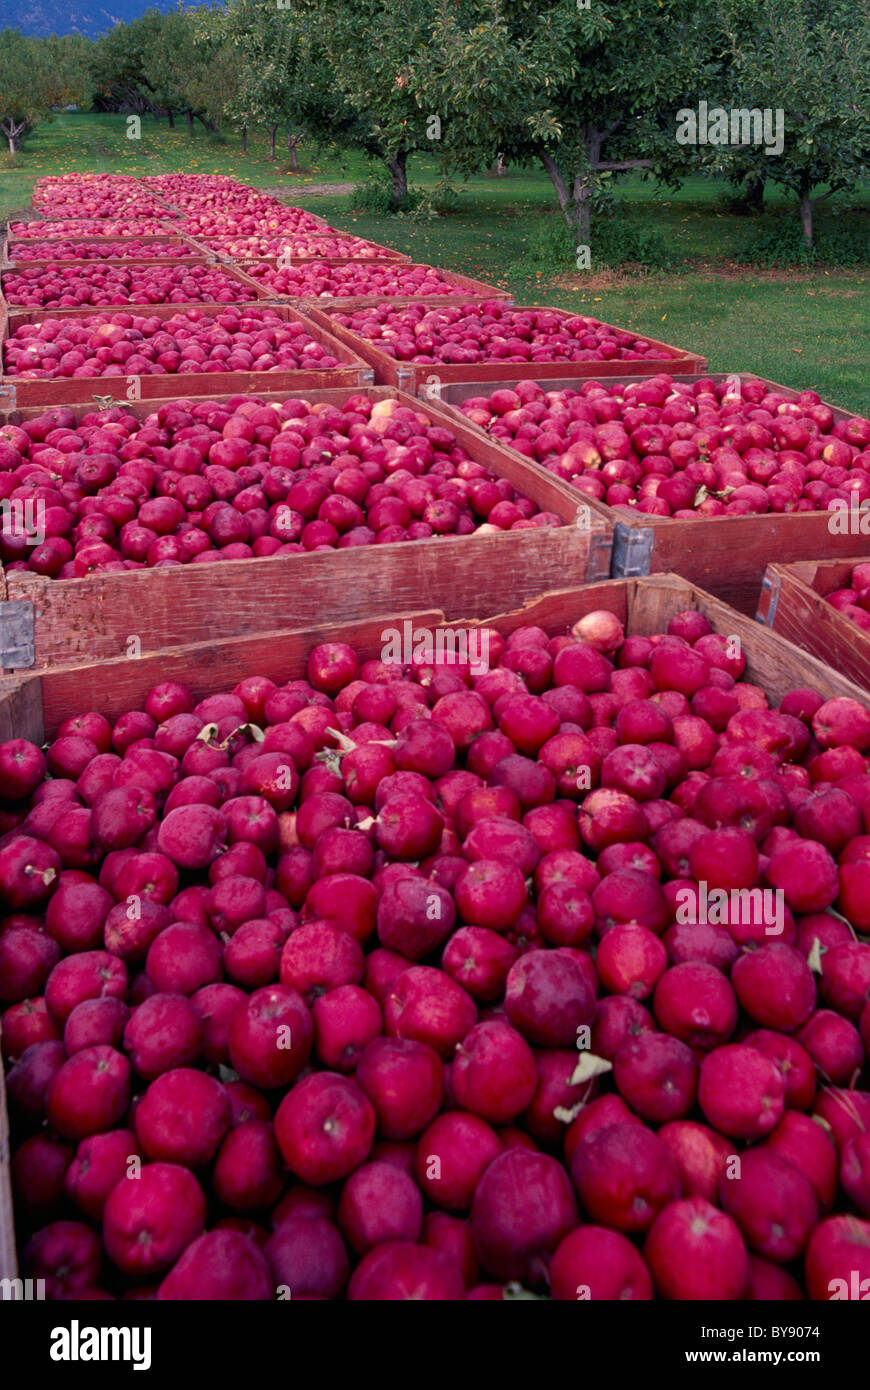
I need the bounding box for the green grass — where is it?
[2,112,868,413]
[0,112,375,216]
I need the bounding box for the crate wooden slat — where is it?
[425,372,870,618]
[240,261,511,312]
[0,302,374,407]
[0,385,611,675]
[757,557,870,695]
[305,304,708,391]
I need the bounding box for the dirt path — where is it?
[260,183,355,199]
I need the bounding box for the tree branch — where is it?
[595,159,654,170]
[810,183,848,205]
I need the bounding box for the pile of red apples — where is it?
[327,302,679,366]
[181,212,325,238]
[0,394,554,577]
[203,233,399,260]
[31,175,173,222]
[242,261,477,301]
[2,307,341,382]
[1,607,869,1300]
[10,241,194,262]
[457,377,870,518]
[2,264,256,310]
[9,220,178,240]
[827,564,870,635]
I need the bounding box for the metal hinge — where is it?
[611,523,654,578]
[585,531,614,583]
[756,572,781,628]
[0,600,35,669]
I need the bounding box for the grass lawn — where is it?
[2,113,868,413]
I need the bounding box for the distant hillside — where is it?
[0,0,214,39]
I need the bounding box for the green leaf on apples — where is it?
[569,1053,613,1086]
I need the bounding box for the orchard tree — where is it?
[90,13,163,115]
[141,9,199,127]
[0,29,91,153]
[715,0,870,248]
[422,0,716,240]
[182,5,243,135]
[216,0,331,162]
[311,0,447,202]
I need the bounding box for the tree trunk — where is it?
[167,109,175,129]
[386,150,408,202]
[241,126,247,153]
[2,120,24,154]
[287,131,301,171]
[745,174,764,212]
[571,175,592,244]
[186,110,194,130]
[538,147,577,230]
[269,124,278,160]
[799,174,813,250]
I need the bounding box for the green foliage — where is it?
[507,211,677,278]
[712,0,870,245]
[0,28,91,152]
[89,11,163,113]
[140,9,197,118]
[420,0,718,235]
[738,217,870,267]
[349,173,424,215]
[299,0,454,190]
[207,0,332,148]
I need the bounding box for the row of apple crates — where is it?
[0,367,867,689]
[0,237,867,684]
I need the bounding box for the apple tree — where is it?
[0,29,91,153]
[714,0,870,249]
[213,0,331,162]
[307,0,449,203]
[421,0,714,241]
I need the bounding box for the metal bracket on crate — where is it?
[0,383,16,412]
[756,572,781,628]
[0,601,35,670]
[585,532,614,583]
[611,524,654,578]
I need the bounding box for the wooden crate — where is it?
[0,302,374,408]
[0,260,272,315]
[2,234,212,267]
[305,304,708,392]
[757,557,870,695]
[426,372,870,618]
[239,261,510,311]
[0,384,610,676]
[1,569,869,1280]
[3,568,870,747]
